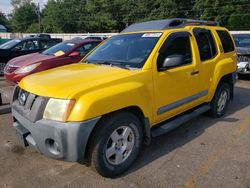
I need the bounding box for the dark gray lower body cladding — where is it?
[12,109,101,163]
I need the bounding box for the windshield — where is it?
[84,33,162,68]
[0,39,21,49]
[42,42,76,56]
[233,35,250,48]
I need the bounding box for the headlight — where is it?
[15,63,41,74]
[43,98,75,122]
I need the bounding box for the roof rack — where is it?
[121,18,219,33]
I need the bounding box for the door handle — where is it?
[190,70,199,75]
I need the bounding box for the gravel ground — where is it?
[0,79,249,188]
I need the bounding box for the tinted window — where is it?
[233,35,250,48]
[194,29,217,61]
[0,39,21,49]
[84,33,161,68]
[40,40,58,49]
[157,32,192,70]
[15,40,39,51]
[42,42,76,56]
[75,42,99,56]
[217,30,235,53]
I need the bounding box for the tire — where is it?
[90,112,143,178]
[208,82,230,118]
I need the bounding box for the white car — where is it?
[233,34,250,78]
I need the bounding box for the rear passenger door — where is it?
[193,28,218,92]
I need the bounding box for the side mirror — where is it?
[69,51,80,58]
[159,55,184,71]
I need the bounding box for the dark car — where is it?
[233,33,250,78]
[4,39,101,83]
[0,34,62,75]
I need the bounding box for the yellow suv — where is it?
[11,19,237,177]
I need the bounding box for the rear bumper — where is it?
[12,108,100,163]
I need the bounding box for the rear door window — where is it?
[216,30,235,53]
[40,40,57,49]
[15,40,39,51]
[193,28,217,62]
[75,43,99,56]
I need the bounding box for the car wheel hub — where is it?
[217,90,228,113]
[105,125,135,165]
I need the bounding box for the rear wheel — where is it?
[208,82,230,118]
[90,112,143,178]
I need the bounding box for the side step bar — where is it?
[151,104,211,137]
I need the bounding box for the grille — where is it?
[4,64,19,73]
[12,86,49,122]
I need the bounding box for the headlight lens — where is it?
[15,63,41,74]
[43,98,75,122]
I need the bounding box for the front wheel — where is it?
[90,112,143,178]
[208,82,230,118]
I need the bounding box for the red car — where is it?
[4,39,101,83]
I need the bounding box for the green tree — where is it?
[0,12,7,26]
[26,22,42,33]
[9,0,38,32]
[193,0,250,30]
[42,0,65,33]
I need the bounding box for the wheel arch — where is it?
[217,72,236,100]
[83,106,151,164]
[208,72,236,102]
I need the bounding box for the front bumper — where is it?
[12,108,100,163]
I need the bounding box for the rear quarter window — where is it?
[216,30,235,53]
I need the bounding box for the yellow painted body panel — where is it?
[18,25,236,126]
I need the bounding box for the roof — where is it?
[121,18,219,33]
[67,38,102,44]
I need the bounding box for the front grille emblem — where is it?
[19,92,28,106]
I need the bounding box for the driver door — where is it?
[153,31,205,123]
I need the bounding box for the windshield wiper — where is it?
[102,61,131,70]
[93,61,130,70]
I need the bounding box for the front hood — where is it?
[236,47,250,55]
[19,63,138,99]
[8,53,56,66]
